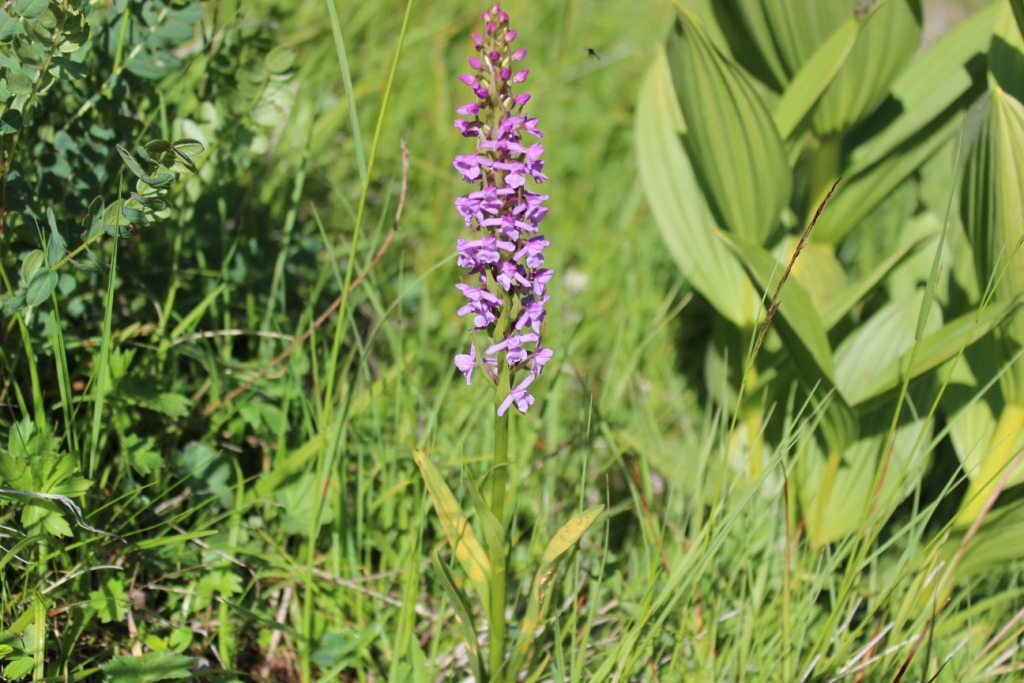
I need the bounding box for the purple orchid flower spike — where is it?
[451,3,553,416]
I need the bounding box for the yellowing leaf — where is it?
[412,448,490,607]
[508,506,604,677]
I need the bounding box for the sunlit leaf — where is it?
[635,50,756,328]
[848,3,996,171]
[773,17,858,140]
[814,113,960,245]
[822,229,938,329]
[667,7,791,246]
[847,297,1024,407]
[834,290,942,401]
[1011,0,1024,44]
[811,0,923,137]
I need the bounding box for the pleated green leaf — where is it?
[940,339,1003,486]
[962,89,1024,352]
[821,230,938,330]
[849,3,996,171]
[1011,0,1024,44]
[720,231,859,453]
[845,297,1024,408]
[990,2,1024,105]
[834,290,942,402]
[760,0,851,77]
[783,237,848,310]
[946,499,1024,577]
[507,505,604,678]
[719,232,835,378]
[812,0,923,137]
[798,406,931,546]
[773,17,858,140]
[635,50,756,328]
[412,448,490,608]
[712,0,790,90]
[666,8,791,246]
[814,113,960,245]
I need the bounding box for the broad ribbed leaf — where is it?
[720,233,835,377]
[713,0,790,90]
[667,8,791,246]
[846,297,1024,407]
[798,407,931,546]
[720,231,859,453]
[814,114,960,245]
[774,17,856,139]
[1011,0,1024,44]
[822,230,938,329]
[411,448,490,608]
[636,51,756,327]
[812,0,923,137]
[849,3,996,171]
[962,90,1024,351]
[834,290,942,402]
[946,499,1024,577]
[760,0,851,76]
[990,2,1024,105]
[940,339,1003,485]
[784,237,848,310]
[773,17,858,140]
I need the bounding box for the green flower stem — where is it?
[490,360,511,683]
[489,418,509,683]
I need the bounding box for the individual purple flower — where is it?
[454,342,477,385]
[452,3,553,415]
[496,262,531,290]
[514,295,548,332]
[530,347,553,376]
[514,236,549,268]
[457,300,499,330]
[532,268,553,296]
[454,154,484,181]
[456,283,502,306]
[486,332,539,365]
[498,374,536,416]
